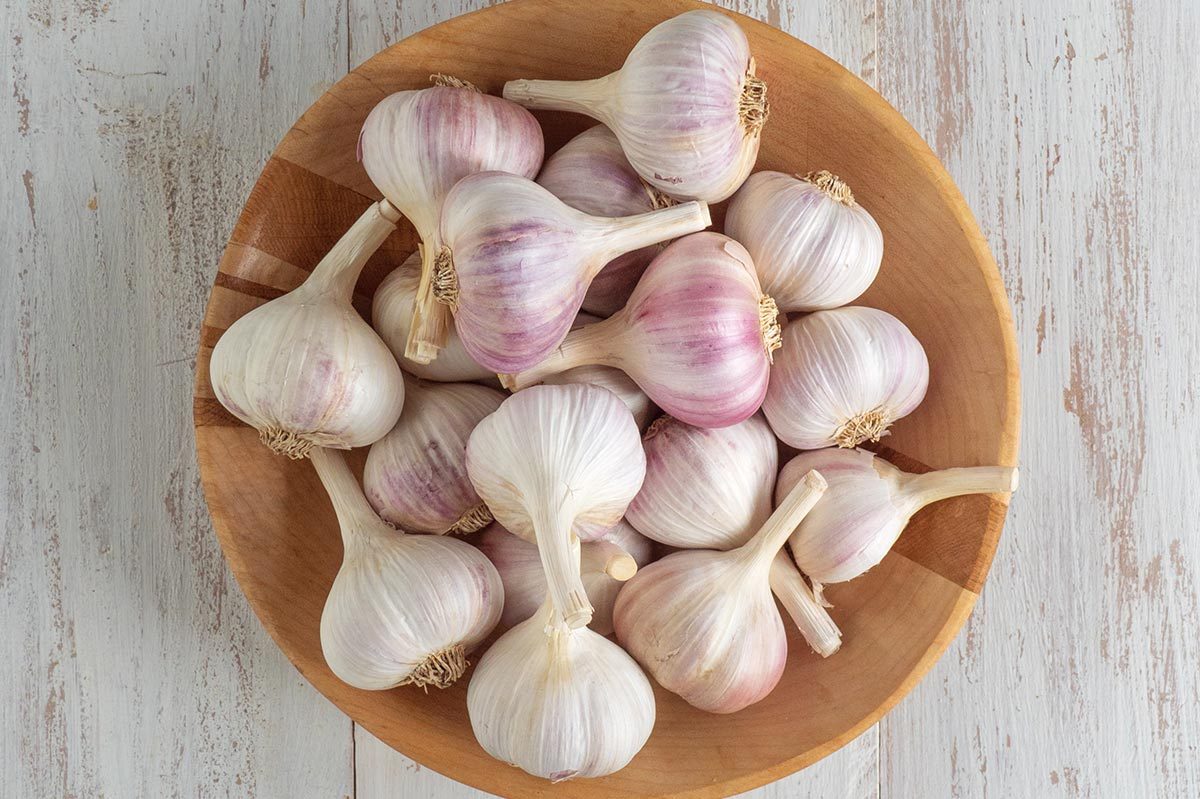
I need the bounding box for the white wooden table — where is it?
[3,0,1197,796]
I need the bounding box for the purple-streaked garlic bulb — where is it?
[210,202,405,458]
[726,170,883,311]
[363,376,504,535]
[763,307,929,449]
[537,125,677,316]
[627,414,777,549]
[477,520,652,635]
[504,232,781,429]
[371,253,496,383]
[466,384,646,629]
[614,471,827,713]
[505,10,767,202]
[777,448,1019,585]
[359,79,544,364]
[434,171,709,374]
[311,447,503,690]
[625,413,840,657]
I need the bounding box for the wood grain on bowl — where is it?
[193,0,1019,796]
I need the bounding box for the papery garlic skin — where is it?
[371,254,497,383]
[210,202,405,458]
[762,307,929,449]
[311,448,503,690]
[504,10,766,202]
[359,83,544,363]
[777,448,1018,584]
[467,384,646,629]
[726,170,883,311]
[363,377,504,534]
[506,232,780,429]
[437,171,709,373]
[478,520,652,634]
[614,471,826,713]
[537,125,675,316]
[468,604,655,782]
[627,414,776,549]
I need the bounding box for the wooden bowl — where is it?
[193,1,1020,796]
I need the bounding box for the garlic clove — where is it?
[210,201,406,458]
[505,232,779,429]
[310,447,503,690]
[466,384,646,629]
[467,602,656,781]
[762,306,929,449]
[504,10,766,202]
[359,79,545,364]
[777,447,1019,584]
[371,252,498,384]
[614,471,827,713]
[435,171,710,374]
[726,170,883,312]
[477,519,653,635]
[363,375,504,535]
[536,125,677,316]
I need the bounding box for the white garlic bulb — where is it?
[477,520,651,635]
[614,471,827,713]
[363,376,504,534]
[467,601,656,782]
[310,447,503,690]
[725,170,883,311]
[777,448,1019,585]
[627,414,777,550]
[371,253,497,383]
[467,384,646,629]
[762,307,929,449]
[504,10,766,202]
[210,202,406,458]
[359,78,544,363]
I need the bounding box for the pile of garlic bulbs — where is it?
[209,9,1019,783]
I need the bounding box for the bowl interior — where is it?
[193,1,1019,796]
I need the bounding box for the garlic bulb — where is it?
[210,201,406,458]
[504,10,767,202]
[725,170,883,311]
[434,171,709,373]
[505,232,780,429]
[466,384,646,629]
[310,447,503,690]
[371,253,496,383]
[627,414,777,549]
[762,307,929,449]
[363,376,504,535]
[614,470,827,713]
[777,448,1019,584]
[625,413,840,656]
[468,601,655,782]
[536,125,676,316]
[477,520,652,635]
[359,79,544,363]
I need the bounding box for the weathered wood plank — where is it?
[0,0,354,796]
[877,0,1200,796]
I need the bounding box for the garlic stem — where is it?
[582,539,638,582]
[902,465,1020,508]
[768,552,841,657]
[503,74,617,117]
[310,447,395,546]
[530,504,594,630]
[740,469,827,571]
[307,200,401,300]
[405,239,453,363]
[501,316,619,390]
[597,201,712,265]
